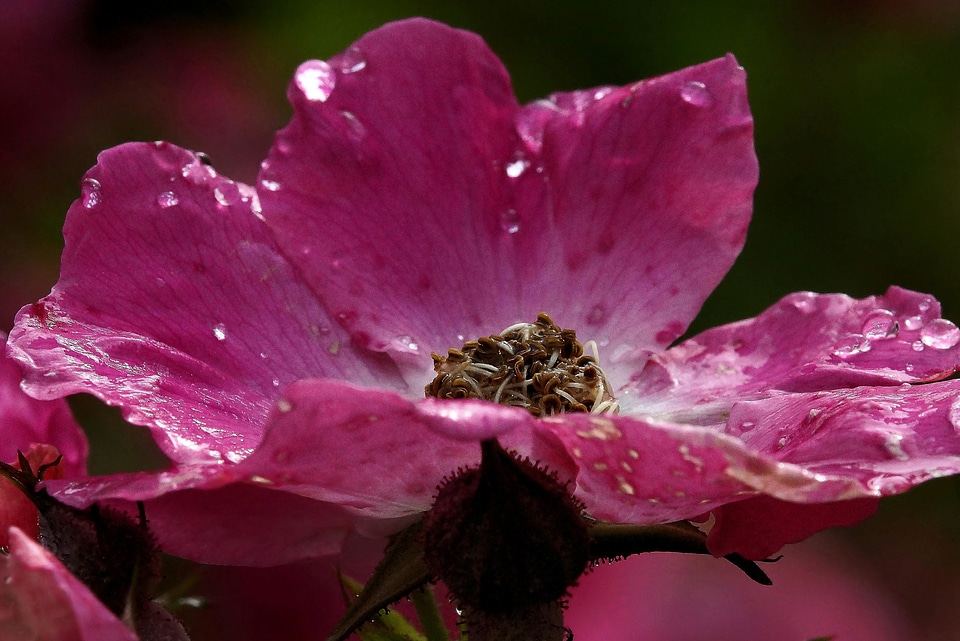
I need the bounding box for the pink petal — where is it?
[44,465,360,566]
[6,143,408,465]
[231,380,571,517]
[261,18,756,381]
[547,377,960,550]
[0,333,87,476]
[706,496,879,559]
[1,527,136,641]
[624,287,960,420]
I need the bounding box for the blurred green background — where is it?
[3,0,960,638]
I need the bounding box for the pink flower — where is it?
[0,334,134,640]
[8,18,960,566]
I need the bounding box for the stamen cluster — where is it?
[425,313,618,416]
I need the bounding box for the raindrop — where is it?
[214,181,241,207]
[919,318,960,349]
[912,340,925,352]
[396,335,419,352]
[295,60,336,102]
[948,398,960,435]
[832,334,870,358]
[499,209,521,234]
[213,323,227,341]
[260,178,281,192]
[680,81,713,107]
[904,315,924,331]
[81,178,102,209]
[272,378,281,388]
[861,310,899,340]
[338,47,367,74]
[505,158,529,178]
[182,158,215,185]
[157,191,179,208]
[340,110,366,141]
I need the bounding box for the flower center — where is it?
[425,313,618,416]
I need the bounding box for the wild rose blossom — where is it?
[8,18,960,566]
[0,334,133,640]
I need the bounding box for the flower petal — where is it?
[548,377,960,551]
[2,526,137,641]
[624,287,960,419]
[706,496,878,559]
[7,142,408,464]
[261,19,756,380]
[1,333,87,475]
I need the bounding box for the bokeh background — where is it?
[3,1,960,639]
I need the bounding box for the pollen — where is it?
[425,313,619,417]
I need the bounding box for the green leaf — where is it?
[328,520,432,641]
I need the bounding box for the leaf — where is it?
[328,520,432,641]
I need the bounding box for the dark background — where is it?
[3,1,959,638]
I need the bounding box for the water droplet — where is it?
[261,178,281,192]
[680,81,713,107]
[912,340,925,352]
[277,399,292,414]
[948,398,960,435]
[832,334,871,358]
[919,299,931,312]
[271,378,280,388]
[340,110,366,141]
[295,60,336,102]
[919,318,960,349]
[790,292,817,313]
[81,178,102,209]
[157,191,179,208]
[904,315,924,331]
[338,47,367,74]
[586,304,606,325]
[861,309,899,340]
[884,434,909,461]
[182,157,216,184]
[505,158,529,178]
[213,323,227,341]
[396,335,419,352]
[214,181,241,207]
[499,209,520,234]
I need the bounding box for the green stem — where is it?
[411,586,451,641]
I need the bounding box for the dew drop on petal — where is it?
[260,179,281,192]
[904,315,924,331]
[182,158,216,184]
[214,181,241,207]
[499,209,521,234]
[948,398,960,435]
[276,399,292,414]
[680,81,713,107]
[396,335,419,352]
[912,340,925,352]
[861,309,899,340]
[295,60,336,102]
[505,158,529,178]
[338,47,367,73]
[81,178,102,209]
[157,191,179,208]
[213,323,227,341]
[833,333,871,358]
[919,318,960,349]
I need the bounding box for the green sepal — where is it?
[328,520,432,641]
[588,520,773,585]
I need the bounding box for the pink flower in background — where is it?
[0,333,133,639]
[0,333,87,547]
[7,18,960,567]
